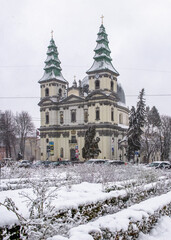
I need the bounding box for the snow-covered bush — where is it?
[51,191,171,240]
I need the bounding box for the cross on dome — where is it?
[51,30,53,39]
[101,15,104,24]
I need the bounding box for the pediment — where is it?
[87,90,109,99]
[38,97,57,106]
[60,94,85,103]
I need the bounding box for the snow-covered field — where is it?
[0,163,171,239]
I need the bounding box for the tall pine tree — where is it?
[135,88,146,149]
[127,89,146,161]
[127,106,137,160]
[141,106,161,163]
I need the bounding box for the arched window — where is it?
[111,81,114,91]
[119,113,123,124]
[84,109,88,123]
[45,112,49,124]
[96,107,100,120]
[60,111,64,124]
[60,148,64,158]
[111,108,114,121]
[71,110,76,122]
[59,88,62,97]
[95,80,100,89]
[45,88,49,96]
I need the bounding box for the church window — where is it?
[45,88,49,96]
[95,80,100,89]
[60,148,64,158]
[59,88,62,97]
[96,107,100,120]
[71,135,77,143]
[71,110,76,122]
[111,81,114,91]
[60,111,64,124]
[119,113,123,124]
[84,109,88,123]
[111,108,114,121]
[45,112,49,124]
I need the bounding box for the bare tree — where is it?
[141,106,161,163]
[159,115,171,161]
[15,111,35,159]
[0,110,17,158]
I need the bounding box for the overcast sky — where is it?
[1,0,171,129]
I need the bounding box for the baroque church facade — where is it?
[38,23,129,161]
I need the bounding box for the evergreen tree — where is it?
[127,106,137,160]
[82,126,101,159]
[126,89,146,161]
[135,88,146,150]
[148,106,161,127]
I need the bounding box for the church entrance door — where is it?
[70,148,75,161]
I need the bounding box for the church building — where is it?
[38,21,129,161]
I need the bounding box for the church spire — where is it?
[87,22,119,76]
[39,32,67,83]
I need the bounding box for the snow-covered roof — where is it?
[94,43,111,52]
[94,53,112,61]
[118,124,129,129]
[47,48,56,54]
[45,55,60,64]
[44,64,61,71]
[97,35,109,43]
[39,71,67,83]
[81,76,89,86]
[87,59,119,75]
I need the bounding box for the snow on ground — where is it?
[0,181,127,227]
[138,216,171,240]
[0,164,171,239]
[48,191,171,240]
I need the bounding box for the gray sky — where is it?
[1,0,171,129]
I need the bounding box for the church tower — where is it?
[38,33,68,160]
[87,19,119,94]
[39,32,68,100]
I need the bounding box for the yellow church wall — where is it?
[40,127,123,162]
[40,111,44,126]
[40,81,66,99]
[89,76,117,92]
[68,88,79,97]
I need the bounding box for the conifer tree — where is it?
[148,106,161,127]
[135,88,146,150]
[127,106,137,160]
[82,126,101,159]
[127,89,146,161]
